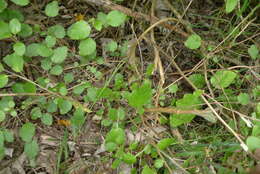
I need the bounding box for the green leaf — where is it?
[19,122,35,142]
[18,23,32,37]
[106,127,125,145]
[67,20,91,40]
[47,100,57,113]
[0,0,7,13]
[246,136,260,151]
[71,108,85,128]
[252,125,260,137]
[210,70,237,89]
[25,43,40,57]
[45,1,59,17]
[0,111,5,122]
[37,44,53,57]
[127,80,152,109]
[50,65,63,75]
[248,44,259,60]
[48,24,65,38]
[122,152,136,164]
[168,84,178,93]
[154,159,164,169]
[24,139,39,160]
[108,107,125,121]
[106,10,126,27]
[51,46,68,63]
[106,40,118,52]
[237,93,250,105]
[41,113,53,126]
[64,73,74,83]
[41,58,52,71]
[58,98,72,114]
[9,18,21,34]
[188,74,206,89]
[45,35,56,48]
[105,142,117,152]
[141,165,157,174]
[184,34,202,50]
[0,131,4,147]
[0,20,11,39]
[10,0,29,6]
[23,82,36,93]
[3,129,14,143]
[157,138,175,150]
[0,63,4,72]
[3,53,24,72]
[31,107,42,120]
[13,42,26,56]
[0,74,8,88]
[225,0,238,13]
[79,38,96,56]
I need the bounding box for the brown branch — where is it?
[82,0,188,37]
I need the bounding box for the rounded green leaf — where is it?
[67,20,91,40]
[106,10,126,27]
[58,99,72,114]
[0,111,5,122]
[157,138,175,150]
[225,0,238,13]
[18,23,32,37]
[248,44,259,60]
[41,113,53,126]
[122,152,136,164]
[25,43,40,57]
[141,165,156,174]
[3,129,14,143]
[13,42,26,56]
[31,107,42,120]
[184,34,202,50]
[3,53,24,72]
[0,74,8,88]
[105,142,117,152]
[0,0,7,13]
[246,136,260,151]
[37,44,53,57]
[210,70,237,89]
[105,127,125,145]
[0,21,12,39]
[45,1,59,17]
[79,38,96,56]
[64,73,74,83]
[10,0,29,6]
[106,40,118,52]
[41,58,52,71]
[50,65,63,75]
[154,159,164,169]
[237,93,250,105]
[19,122,35,142]
[47,24,65,38]
[51,46,68,63]
[24,139,39,160]
[9,18,21,34]
[23,82,36,93]
[45,35,56,48]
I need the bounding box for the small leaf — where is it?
[122,152,136,164]
[48,24,65,38]
[3,53,24,72]
[0,74,8,88]
[19,122,35,142]
[0,0,7,13]
[225,0,238,13]
[64,73,74,83]
[184,34,202,50]
[50,65,63,75]
[106,10,126,27]
[0,111,5,122]
[141,165,157,174]
[3,129,14,143]
[41,113,53,126]
[188,74,206,89]
[45,1,59,17]
[58,99,72,114]
[105,142,117,152]
[0,21,12,39]
[23,82,36,93]
[51,46,68,63]
[67,20,91,40]
[210,70,237,89]
[237,93,250,105]
[9,18,21,34]
[10,0,29,6]
[106,40,118,52]
[168,84,178,93]
[31,107,42,120]
[154,159,164,169]
[246,136,260,151]
[18,23,32,37]
[37,44,53,57]
[71,108,85,128]
[45,35,56,48]
[248,44,259,60]
[24,139,39,160]
[79,38,96,56]
[106,127,125,145]
[13,42,26,56]
[157,138,175,150]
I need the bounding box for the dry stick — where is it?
[82,0,188,37]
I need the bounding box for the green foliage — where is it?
[0,74,8,88]
[41,113,53,126]
[154,159,164,169]
[157,138,175,150]
[237,93,250,105]
[184,34,202,50]
[45,35,56,48]
[58,98,72,114]
[0,0,7,13]
[106,10,126,27]
[188,74,206,89]
[18,23,32,37]
[0,20,11,39]
[19,122,35,142]
[248,44,259,60]
[10,0,29,6]
[79,38,96,56]
[210,70,237,89]
[246,136,260,151]
[67,20,91,40]
[9,18,21,34]
[31,107,42,120]
[225,0,238,13]
[50,65,63,75]
[122,152,136,164]
[47,24,65,38]
[45,1,59,17]
[3,53,24,72]
[13,42,26,56]
[141,165,157,174]
[51,46,68,63]
[168,84,178,93]
[106,40,118,52]
[106,127,125,148]
[0,111,5,122]
[24,139,39,163]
